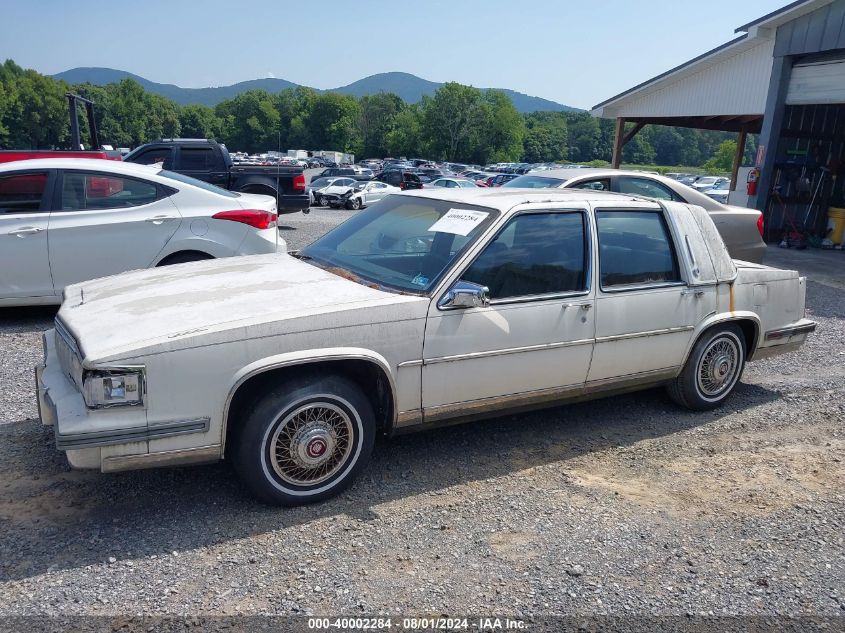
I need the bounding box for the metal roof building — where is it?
[591,0,845,242]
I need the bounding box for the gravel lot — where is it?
[0,211,843,624]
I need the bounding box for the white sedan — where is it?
[313,177,358,207]
[0,158,280,306]
[429,178,479,189]
[338,180,400,210]
[37,188,814,505]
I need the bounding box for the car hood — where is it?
[58,253,426,362]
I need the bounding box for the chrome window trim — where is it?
[598,280,687,295]
[489,288,591,307]
[438,207,592,311]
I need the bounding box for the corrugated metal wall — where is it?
[774,0,845,56]
[613,38,775,118]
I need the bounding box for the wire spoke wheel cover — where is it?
[269,402,354,486]
[697,336,740,397]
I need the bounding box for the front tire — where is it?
[667,325,746,410]
[231,374,376,505]
[319,195,329,207]
[346,197,361,210]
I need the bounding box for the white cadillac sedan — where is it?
[37,189,815,506]
[0,158,281,306]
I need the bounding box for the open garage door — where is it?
[787,58,845,105]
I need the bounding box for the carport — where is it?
[591,0,845,244]
[590,31,773,191]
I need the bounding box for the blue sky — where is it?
[2,0,786,109]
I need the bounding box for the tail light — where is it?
[212,209,277,230]
[399,182,406,190]
[757,213,764,237]
[293,173,305,191]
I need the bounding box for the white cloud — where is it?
[266,71,275,78]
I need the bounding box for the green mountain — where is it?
[52,68,579,113]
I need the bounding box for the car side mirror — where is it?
[438,281,491,309]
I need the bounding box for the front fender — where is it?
[221,347,398,449]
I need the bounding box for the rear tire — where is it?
[156,251,213,266]
[231,374,376,506]
[667,324,746,410]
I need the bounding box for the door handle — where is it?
[681,289,705,297]
[8,226,44,236]
[563,302,592,310]
[144,215,177,225]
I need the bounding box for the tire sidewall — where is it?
[233,376,376,505]
[258,393,364,499]
[690,328,745,405]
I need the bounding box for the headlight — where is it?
[83,370,144,408]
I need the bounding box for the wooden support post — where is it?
[611,119,646,168]
[622,121,646,146]
[611,118,625,168]
[730,128,748,191]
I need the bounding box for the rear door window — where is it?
[60,172,161,210]
[617,177,679,201]
[0,172,50,213]
[596,210,680,289]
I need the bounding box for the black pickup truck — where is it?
[124,139,309,214]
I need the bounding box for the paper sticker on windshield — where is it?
[411,274,429,287]
[428,209,489,236]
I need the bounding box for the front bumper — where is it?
[36,330,216,472]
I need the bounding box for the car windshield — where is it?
[157,169,240,197]
[502,175,567,188]
[310,177,335,188]
[299,196,499,294]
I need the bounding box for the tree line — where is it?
[0,59,753,170]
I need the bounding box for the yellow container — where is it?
[828,207,845,244]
